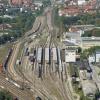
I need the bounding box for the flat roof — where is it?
[52,48,57,61]
[37,48,42,61]
[45,48,49,61]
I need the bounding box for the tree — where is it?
[0,90,13,100]
[95,90,100,99]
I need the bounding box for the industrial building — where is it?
[45,48,50,63]
[82,37,100,49]
[37,48,42,64]
[65,48,76,62]
[78,0,85,5]
[82,80,97,98]
[88,50,100,63]
[79,70,97,98]
[95,51,100,63]
[52,48,57,63]
[88,55,95,63]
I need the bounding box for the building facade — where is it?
[65,49,76,62]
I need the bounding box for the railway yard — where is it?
[0,7,73,100]
[0,0,100,100]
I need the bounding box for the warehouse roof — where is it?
[45,48,50,61]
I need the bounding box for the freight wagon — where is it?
[3,48,13,70]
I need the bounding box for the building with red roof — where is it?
[10,0,32,6]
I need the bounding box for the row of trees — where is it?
[82,28,100,37]
[61,12,100,26]
[42,0,51,7]
[81,46,100,59]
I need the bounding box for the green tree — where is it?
[0,90,13,100]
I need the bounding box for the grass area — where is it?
[72,79,91,100]
[0,43,13,63]
[68,63,79,77]
[16,42,25,60]
[53,8,65,31]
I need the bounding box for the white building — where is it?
[34,1,43,7]
[45,48,50,63]
[82,80,97,98]
[78,0,86,5]
[88,55,95,63]
[65,49,76,62]
[96,51,100,63]
[37,48,42,63]
[52,48,57,62]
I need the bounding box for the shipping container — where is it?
[38,65,42,78]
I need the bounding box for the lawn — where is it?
[0,43,13,63]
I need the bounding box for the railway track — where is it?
[5,6,73,100]
[0,75,34,100]
[4,16,48,100]
[43,8,73,100]
[7,42,22,81]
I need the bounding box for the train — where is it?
[3,48,13,70]
[28,48,37,63]
[24,47,29,56]
[38,65,42,78]
[41,48,44,65]
[49,48,51,64]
